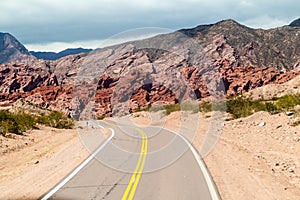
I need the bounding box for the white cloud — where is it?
[1,0,296,26]
[25,27,172,52]
[25,41,97,52]
[242,15,291,29]
[1,0,299,45]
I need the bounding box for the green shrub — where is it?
[291,120,300,127]
[199,102,212,112]
[0,110,35,135]
[0,110,11,121]
[275,95,300,111]
[226,97,256,118]
[181,101,199,113]
[132,105,150,113]
[13,112,36,133]
[163,104,181,115]
[138,104,181,115]
[0,120,16,135]
[225,95,300,118]
[199,101,226,113]
[225,97,273,118]
[149,105,164,112]
[0,110,74,136]
[97,115,105,120]
[36,111,74,129]
[213,101,227,112]
[264,102,279,113]
[128,93,300,120]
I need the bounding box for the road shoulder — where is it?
[0,126,89,199]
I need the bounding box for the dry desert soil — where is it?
[0,110,299,200]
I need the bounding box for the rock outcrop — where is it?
[0,19,300,118]
[0,32,34,64]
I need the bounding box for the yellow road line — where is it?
[122,128,148,200]
[128,129,148,200]
[122,130,145,200]
[102,120,118,127]
[100,120,148,200]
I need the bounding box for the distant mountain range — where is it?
[30,48,93,60]
[0,18,299,65]
[290,18,300,27]
[0,33,93,64]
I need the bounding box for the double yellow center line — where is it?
[122,128,148,200]
[101,120,148,200]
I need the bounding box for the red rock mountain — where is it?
[0,19,299,119]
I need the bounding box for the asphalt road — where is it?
[42,120,219,200]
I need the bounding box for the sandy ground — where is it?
[1,109,299,200]
[0,125,100,200]
[201,111,300,200]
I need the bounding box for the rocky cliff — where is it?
[0,32,34,64]
[0,19,299,118]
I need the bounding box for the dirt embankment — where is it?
[203,111,300,200]
[132,110,300,200]
[0,126,90,199]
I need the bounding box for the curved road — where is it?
[41,120,220,200]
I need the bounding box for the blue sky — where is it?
[0,0,298,52]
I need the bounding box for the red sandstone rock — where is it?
[0,28,299,117]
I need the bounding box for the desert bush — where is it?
[13,112,36,133]
[149,105,164,112]
[124,93,300,119]
[97,115,105,120]
[163,104,181,115]
[181,101,199,113]
[291,120,300,127]
[226,97,276,118]
[275,95,300,111]
[0,110,35,135]
[0,110,11,121]
[0,110,74,136]
[225,95,300,118]
[264,102,279,113]
[226,97,256,118]
[36,111,74,129]
[0,120,16,135]
[132,105,150,113]
[199,102,212,112]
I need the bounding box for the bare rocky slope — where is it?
[0,32,34,64]
[0,19,299,118]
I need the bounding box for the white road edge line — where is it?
[164,128,220,200]
[41,125,115,200]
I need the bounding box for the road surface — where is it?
[42,120,219,200]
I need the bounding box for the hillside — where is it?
[0,32,92,63]
[0,32,34,64]
[0,19,299,118]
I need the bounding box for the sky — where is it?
[0,0,299,52]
